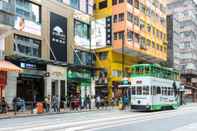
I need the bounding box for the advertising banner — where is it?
[50,13,67,62]
[14,16,41,36]
[91,17,112,49]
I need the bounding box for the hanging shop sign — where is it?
[68,70,91,80]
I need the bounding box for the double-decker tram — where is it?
[130,64,180,111]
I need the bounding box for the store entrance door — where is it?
[17,76,44,102]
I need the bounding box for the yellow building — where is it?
[94,0,168,101]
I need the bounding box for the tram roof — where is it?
[131,64,180,73]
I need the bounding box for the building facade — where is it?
[0,0,22,100]
[166,14,181,69]
[167,0,197,102]
[2,0,94,106]
[94,0,168,101]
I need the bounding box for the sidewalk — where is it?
[0,107,115,120]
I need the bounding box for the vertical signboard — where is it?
[91,16,112,49]
[50,13,67,62]
[106,16,112,46]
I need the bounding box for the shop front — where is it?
[67,68,93,109]
[0,60,22,102]
[45,64,67,107]
[95,69,108,102]
[16,62,46,102]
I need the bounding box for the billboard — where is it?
[91,19,106,49]
[50,13,67,62]
[14,2,41,36]
[91,16,112,49]
[14,16,41,36]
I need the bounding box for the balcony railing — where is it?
[0,0,15,15]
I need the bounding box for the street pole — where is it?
[121,32,125,110]
[122,32,125,78]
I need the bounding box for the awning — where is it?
[0,60,22,72]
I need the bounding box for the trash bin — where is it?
[36,102,44,113]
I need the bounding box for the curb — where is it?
[0,108,114,120]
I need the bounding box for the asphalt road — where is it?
[0,104,197,131]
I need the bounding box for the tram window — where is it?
[131,86,136,95]
[151,86,157,95]
[145,66,150,74]
[167,88,171,96]
[143,86,149,95]
[162,87,165,95]
[172,88,175,96]
[164,87,167,95]
[137,86,142,95]
[157,87,161,94]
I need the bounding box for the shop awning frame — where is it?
[0,60,22,72]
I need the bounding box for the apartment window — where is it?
[114,32,118,40]
[152,42,155,48]
[118,31,124,40]
[70,0,80,9]
[133,16,139,26]
[139,20,145,30]
[160,45,163,51]
[99,52,108,60]
[134,0,139,9]
[134,33,139,43]
[156,44,159,50]
[127,12,133,22]
[14,35,41,57]
[139,37,146,49]
[127,30,133,41]
[147,24,151,32]
[152,26,155,35]
[119,0,124,3]
[127,0,133,5]
[139,3,146,14]
[119,13,124,22]
[113,15,118,23]
[99,0,108,9]
[112,0,118,5]
[146,39,151,47]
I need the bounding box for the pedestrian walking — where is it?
[96,95,101,109]
[44,96,50,112]
[86,95,91,110]
[52,95,57,112]
[0,97,8,113]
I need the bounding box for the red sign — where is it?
[0,71,7,86]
